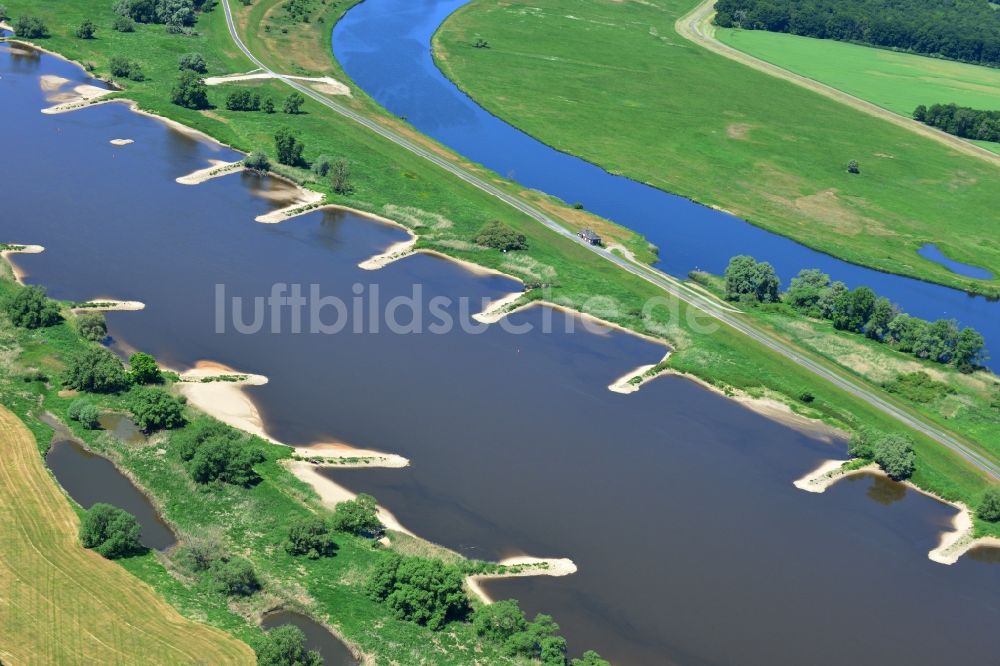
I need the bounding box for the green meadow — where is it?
[717,28,1000,155]
[434,0,1000,296]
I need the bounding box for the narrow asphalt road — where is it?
[220,0,1000,481]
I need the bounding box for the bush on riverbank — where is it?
[331,493,382,537]
[978,488,1000,522]
[255,625,321,666]
[79,503,144,559]
[125,386,186,432]
[366,554,469,630]
[284,516,337,559]
[67,398,100,429]
[128,351,162,385]
[172,418,265,486]
[76,311,107,341]
[5,285,61,329]
[849,427,916,480]
[474,220,528,252]
[244,150,271,173]
[12,15,48,38]
[64,346,129,393]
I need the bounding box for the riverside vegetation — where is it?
[0,266,611,664]
[434,0,1000,297]
[4,0,1000,645]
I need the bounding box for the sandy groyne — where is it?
[466,556,578,604]
[71,299,145,313]
[471,291,525,324]
[357,237,418,270]
[1,244,44,284]
[176,160,244,185]
[255,189,326,224]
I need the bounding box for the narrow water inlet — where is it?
[917,244,994,280]
[261,610,358,666]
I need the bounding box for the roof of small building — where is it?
[580,228,601,239]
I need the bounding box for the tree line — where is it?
[723,256,988,372]
[913,103,1000,143]
[714,0,1000,67]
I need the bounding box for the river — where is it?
[331,0,1000,365]
[3,41,1000,666]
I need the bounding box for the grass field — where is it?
[0,404,255,666]
[434,0,1000,297]
[716,29,1000,155]
[1,0,1000,580]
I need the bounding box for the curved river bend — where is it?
[332,0,999,363]
[4,43,1000,666]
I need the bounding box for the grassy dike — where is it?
[433,0,1000,297]
[0,271,533,663]
[2,0,998,582]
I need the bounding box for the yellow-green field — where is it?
[0,406,254,666]
[716,28,1000,155]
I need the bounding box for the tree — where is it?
[331,493,382,536]
[864,297,895,340]
[366,555,469,630]
[274,128,305,166]
[977,488,1000,522]
[312,154,333,177]
[723,255,779,303]
[171,70,209,109]
[284,516,337,558]
[177,52,207,73]
[182,433,265,486]
[784,268,830,316]
[79,503,144,559]
[109,55,144,81]
[225,89,261,111]
[77,311,108,341]
[126,387,186,431]
[244,151,271,173]
[13,15,48,38]
[209,557,260,596]
[256,625,322,666]
[76,19,97,39]
[330,159,352,194]
[817,280,847,319]
[262,97,275,114]
[113,15,136,32]
[505,613,561,659]
[872,433,916,480]
[847,427,877,459]
[539,636,568,665]
[847,160,860,174]
[128,351,162,384]
[6,285,60,329]
[474,220,528,252]
[114,0,158,23]
[67,398,101,429]
[572,651,612,666]
[473,599,527,644]
[953,327,986,373]
[886,314,927,352]
[831,286,875,333]
[282,92,304,114]
[64,347,129,393]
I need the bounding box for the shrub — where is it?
[366,555,469,630]
[77,311,108,341]
[67,399,101,429]
[126,387,186,432]
[847,160,860,174]
[13,15,48,38]
[274,128,304,166]
[282,92,304,114]
[64,347,129,393]
[244,151,271,172]
[76,19,97,39]
[473,599,527,644]
[330,493,382,536]
[171,70,209,109]
[977,488,1000,522]
[474,220,528,252]
[177,51,207,73]
[330,159,352,194]
[113,15,136,32]
[79,503,144,559]
[881,371,955,404]
[256,625,322,666]
[6,285,61,329]
[225,89,261,111]
[128,351,162,384]
[109,55,144,81]
[872,433,916,481]
[311,154,333,177]
[284,516,337,558]
[262,97,275,113]
[847,427,877,459]
[177,535,225,572]
[209,557,260,597]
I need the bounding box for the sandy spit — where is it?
[471,291,525,324]
[608,352,672,394]
[0,244,44,285]
[41,83,113,114]
[176,160,244,185]
[467,556,578,604]
[204,71,351,96]
[792,459,1000,565]
[358,236,418,270]
[71,299,145,313]
[255,189,326,224]
[110,138,134,146]
[0,20,14,33]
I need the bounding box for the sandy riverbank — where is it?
[176,160,244,185]
[204,71,352,96]
[466,556,578,604]
[40,73,113,114]
[0,244,44,285]
[792,459,1000,564]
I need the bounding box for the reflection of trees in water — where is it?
[865,474,907,506]
[969,546,1000,564]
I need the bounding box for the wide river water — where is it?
[3,42,1000,666]
[332,0,1000,364]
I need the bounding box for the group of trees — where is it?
[714,0,1000,67]
[330,493,382,536]
[109,55,145,81]
[12,15,49,38]
[474,220,529,252]
[67,398,101,429]
[125,386,186,431]
[725,256,988,372]
[848,428,916,480]
[171,419,265,486]
[64,348,165,394]
[178,51,207,73]
[172,70,209,108]
[472,599,609,665]
[913,104,1000,144]
[226,89,262,111]
[5,285,61,329]
[366,555,469,630]
[113,0,203,28]
[255,626,321,666]
[274,127,305,166]
[176,535,261,598]
[284,516,337,559]
[79,503,144,559]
